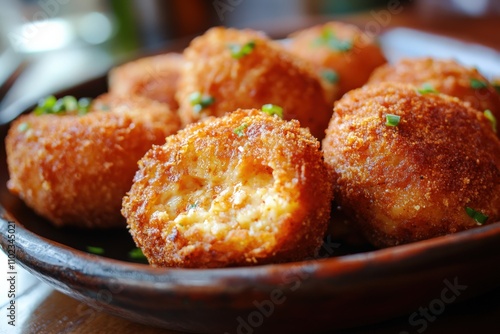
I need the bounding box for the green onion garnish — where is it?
[321,69,339,84]
[34,95,57,115]
[128,247,147,260]
[17,122,30,132]
[484,109,497,133]
[187,201,199,210]
[385,114,401,127]
[233,123,248,137]
[314,28,352,52]
[34,95,92,116]
[493,82,500,94]
[228,41,256,59]
[189,92,215,113]
[465,207,488,225]
[62,95,78,111]
[86,246,105,255]
[77,98,92,115]
[417,83,439,95]
[261,104,283,118]
[470,78,488,90]
[98,104,110,111]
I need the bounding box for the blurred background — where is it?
[1,0,499,118]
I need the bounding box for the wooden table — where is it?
[2,3,500,334]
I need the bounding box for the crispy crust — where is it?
[288,21,386,98]
[108,53,183,111]
[176,27,334,139]
[322,83,500,247]
[6,94,180,228]
[368,57,500,123]
[122,109,333,268]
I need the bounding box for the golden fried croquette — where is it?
[368,57,500,123]
[122,109,333,268]
[176,27,333,139]
[323,83,500,247]
[288,21,386,98]
[108,53,183,111]
[6,94,180,228]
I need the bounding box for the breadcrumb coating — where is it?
[122,109,333,267]
[288,21,386,98]
[368,57,500,125]
[6,94,180,228]
[108,53,183,111]
[177,27,334,139]
[323,83,500,247]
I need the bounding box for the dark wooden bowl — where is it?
[2,205,500,333]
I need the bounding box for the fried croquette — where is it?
[108,53,183,111]
[122,109,333,268]
[288,21,386,98]
[6,94,180,228]
[322,83,500,247]
[368,57,500,124]
[176,27,333,139]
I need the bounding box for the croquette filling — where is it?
[152,159,298,247]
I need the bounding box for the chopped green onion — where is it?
[187,201,199,210]
[17,122,30,132]
[328,39,352,52]
[189,92,202,103]
[34,95,57,115]
[34,95,93,116]
[78,97,92,108]
[314,28,352,52]
[261,104,283,118]
[77,98,92,115]
[62,95,78,111]
[98,104,110,111]
[493,82,500,94]
[193,105,202,113]
[465,207,488,225]
[417,83,439,95]
[484,109,497,133]
[52,99,66,113]
[385,114,401,127]
[86,246,105,255]
[201,96,215,106]
[321,69,339,84]
[128,247,147,260]
[470,78,488,90]
[189,92,215,113]
[228,40,256,59]
[233,123,248,137]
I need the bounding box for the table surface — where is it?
[2,4,500,334]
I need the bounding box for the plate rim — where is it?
[2,210,500,290]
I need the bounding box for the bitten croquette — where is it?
[322,83,500,247]
[176,27,334,139]
[122,109,333,268]
[6,94,180,228]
